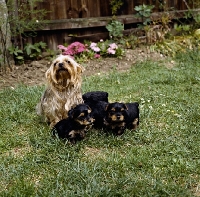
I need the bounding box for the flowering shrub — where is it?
[107,43,118,54]
[90,43,100,52]
[89,40,124,58]
[57,40,124,62]
[58,42,86,56]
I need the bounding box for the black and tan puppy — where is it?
[104,102,139,135]
[83,91,109,129]
[53,104,94,143]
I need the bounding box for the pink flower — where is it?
[109,43,118,49]
[90,42,97,48]
[94,54,101,58]
[58,42,86,56]
[90,42,100,52]
[92,47,100,52]
[68,42,86,54]
[58,45,67,50]
[107,48,116,54]
[63,51,73,55]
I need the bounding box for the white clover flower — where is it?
[174,114,181,117]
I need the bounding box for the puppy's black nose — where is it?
[58,63,63,67]
[117,115,121,120]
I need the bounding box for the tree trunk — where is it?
[0,0,13,72]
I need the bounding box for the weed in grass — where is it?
[0,49,199,196]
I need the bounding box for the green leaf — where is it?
[16,56,24,60]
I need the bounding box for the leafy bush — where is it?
[109,0,123,16]
[134,4,155,26]
[8,46,24,64]
[106,20,124,39]
[8,41,47,65]
[24,42,47,60]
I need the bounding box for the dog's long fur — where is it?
[36,55,84,127]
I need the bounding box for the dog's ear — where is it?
[68,109,74,118]
[123,104,128,110]
[105,104,109,111]
[45,69,51,80]
[68,104,78,118]
[45,66,58,84]
[77,64,85,74]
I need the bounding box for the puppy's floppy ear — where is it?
[123,103,128,110]
[68,108,74,119]
[68,104,77,118]
[105,104,109,111]
[88,107,92,114]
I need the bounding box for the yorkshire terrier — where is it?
[53,104,94,144]
[36,55,85,127]
[104,102,139,135]
[83,91,109,129]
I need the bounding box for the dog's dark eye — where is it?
[66,60,71,64]
[54,62,57,66]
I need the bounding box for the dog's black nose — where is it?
[117,115,121,120]
[58,63,63,67]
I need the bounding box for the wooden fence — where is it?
[36,0,193,19]
[23,0,198,50]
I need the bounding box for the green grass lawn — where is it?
[0,49,199,197]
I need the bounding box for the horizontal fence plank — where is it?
[35,9,200,31]
[24,9,200,50]
[35,0,194,20]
